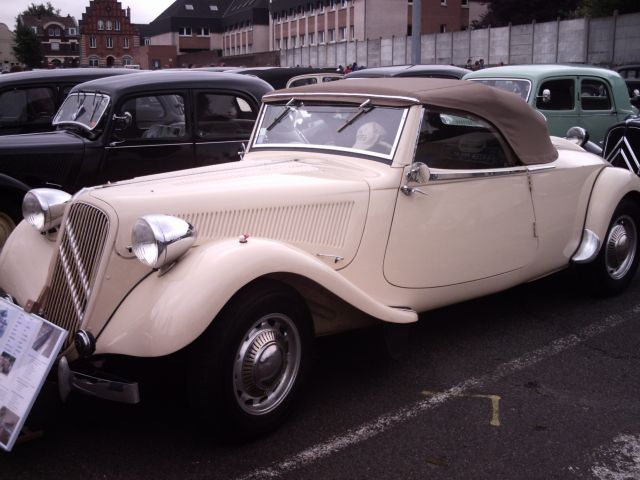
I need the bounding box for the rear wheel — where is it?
[587,199,640,295]
[188,279,313,440]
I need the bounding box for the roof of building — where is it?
[147,0,233,35]
[20,14,78,30]
[222,0,269,25]
[264,77,558,165]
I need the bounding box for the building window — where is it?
[350,25,354,39]
[339,27,346,41]
[330,0,337,10]
[318,30,325,44]
[48,27,61,36]
[68,27,77,35]
[106,20,113,30]
[123,56,133,66]
[198,27,210,36]
[144,37,151,46]
[97,20,104,30]
[185,4,194,10]
[209,5,218,11]
[328,28,335,42]
[461,0,469,5]
[300,34,305,46]
[51,42,60,51]
[106,37,113,48]
[31,26,38,34]
[115,20,121,30]
[123,37,130,48]
[90,36,97,48]
[309,32,315,45]
[179,27,192,36]
[440,24,447,33]
[440,0,447,5]
[89,56,99,66]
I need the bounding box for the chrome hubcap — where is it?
[233,313,301,415]
[605,214,637,280]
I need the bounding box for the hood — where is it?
[85,155,377,267]
[0,130,85,190]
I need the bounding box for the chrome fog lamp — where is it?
[22,188,72,232]
[131,215,196,269]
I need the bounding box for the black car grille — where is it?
[44,203,109,348]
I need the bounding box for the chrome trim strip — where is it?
[527,165,556,172]
[57,241,85,322]
[571,229,601,264]
[106,142,191,149]
[63,223,92,299]
[429,167,529,181]
[263,92,422,104]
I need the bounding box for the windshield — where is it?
[467,78,532,101]
[253,101,408,162]
[53,92,111,131]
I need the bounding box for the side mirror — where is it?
[566,126,589,147]
[406,162,429,184]
[112,111,132,131]
[631,90,640,109]
[538,88,551,103]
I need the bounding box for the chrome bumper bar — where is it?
[58,356,140,404]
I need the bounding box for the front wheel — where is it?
[587,199,640,295]
[188,279,313,440]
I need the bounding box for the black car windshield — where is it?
[253,101,408,162]
[53,92,111,131]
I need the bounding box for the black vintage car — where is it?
[0,70,273,246]
[0,68,139,136]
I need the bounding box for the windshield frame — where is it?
[53,92,111,131]
[251,100,409,163]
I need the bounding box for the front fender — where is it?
[97,237,417,357]
[0,173,30,195]
[583,166,640,246]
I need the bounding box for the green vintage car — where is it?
[464,65,638,144]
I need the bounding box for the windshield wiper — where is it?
[266,98,300,131]
[337,99,373,133]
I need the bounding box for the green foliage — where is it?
[22,2,60,16]
[477,0,583,27]
[12,22,44,69]
[579,0,640,16]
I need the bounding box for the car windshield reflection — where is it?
[253,102,408,162]
[53,92,111,131]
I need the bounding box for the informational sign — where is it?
[0,298,67,452]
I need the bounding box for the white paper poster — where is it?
[0,298,67,452]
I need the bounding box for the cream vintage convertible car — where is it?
[1,78,639,439]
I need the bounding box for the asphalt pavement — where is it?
[3,269,640,480]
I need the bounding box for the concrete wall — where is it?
[279,11,640,68]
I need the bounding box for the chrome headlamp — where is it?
[22,188,72,232]
[131,215,196,269]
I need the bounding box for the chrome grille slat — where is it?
[44,203,109,348]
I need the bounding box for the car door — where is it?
[577,76,617,144]
[535,77,578,138]
[193,90,260,166]
[100,91,195,183]
[384,109,538,288]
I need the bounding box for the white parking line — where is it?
[237,306,640,480]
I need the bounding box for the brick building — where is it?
[79,0,139,67]
[18,14,80,68]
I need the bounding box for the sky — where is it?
[0,0,177,29]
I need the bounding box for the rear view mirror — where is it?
[112,111,132,131]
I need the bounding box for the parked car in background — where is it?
[464,65,637,143]
[0,68,139,136]
[614,64,640,100]
[286,72,344,88]
[3,78,640,441]
[229,66,342,89]
[345,64,471,80]
[0,70,272,247]
[603,116,640,173]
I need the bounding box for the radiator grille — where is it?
[44,203,109,347]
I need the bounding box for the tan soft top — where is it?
[264,78,558,165]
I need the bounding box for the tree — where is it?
[475,0,583,27]
[12,22,43,69]
[22,2,60,17]
[579,0,640,16]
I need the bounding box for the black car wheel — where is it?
[188,278,313,440]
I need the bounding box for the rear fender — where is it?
[97,237,417,357]
[583,167,640,248]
